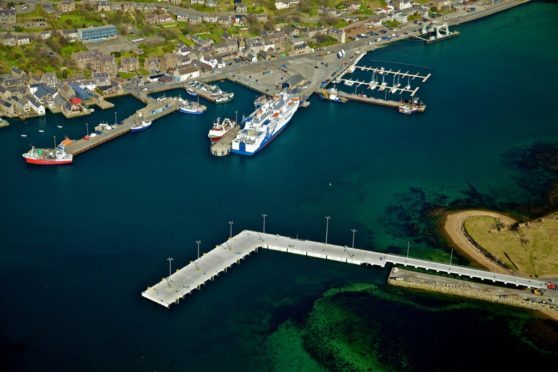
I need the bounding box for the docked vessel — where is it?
[318,87,348,103]
[190,81,234,103]
[398,97,426,115]
[231,92,300,156]
[131,120,152,133]
[22,138,73,165]
[254,95,270,108]
[186,87,197,96]
[215,92,234,103]
[179,98,206,115]
[208,117,237,143]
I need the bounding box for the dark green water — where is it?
[1,2,558,370]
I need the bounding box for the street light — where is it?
[325,216,331,244]
[450,248,453,266]
[166,257,174,277]
[229,220,234,238]
[351,228,357,248]
[196,240,201,259]
[262,213,267,233]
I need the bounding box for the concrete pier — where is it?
[337,91,426,112]
[65,98,180,156]
[210,124,240,156]
[142,230,547,308]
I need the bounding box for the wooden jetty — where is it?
[64,98,180,156]
[141,230,548,308]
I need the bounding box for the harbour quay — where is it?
[210,124,240,157]
[142,230,547,309]
[64,98,180,156]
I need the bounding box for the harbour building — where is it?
[77,25,117,42]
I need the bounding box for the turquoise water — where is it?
[1,2,558,370]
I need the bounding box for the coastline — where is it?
[448,0,532,27]
[442,210,517,275]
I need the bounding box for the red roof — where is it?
[69,97,81,105]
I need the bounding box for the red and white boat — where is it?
[208,117,237,143]
[22,143,73,165]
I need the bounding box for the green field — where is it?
[464,214,558,277]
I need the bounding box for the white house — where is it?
[28,96,45,116]
[17,35,30,45]
[173,66,200,81]
[393,12,408,24]
[396,1,413,10]
[275,2,290,10]
[246,52,257,63]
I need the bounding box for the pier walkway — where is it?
[336,91,426,112]
[65,98,180,156]
[354,66,431,83]
[142,230,547,308]
[337,78,420,96]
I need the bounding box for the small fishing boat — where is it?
[131,120,152,133]
[186,87,197,96]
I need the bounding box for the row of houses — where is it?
[0,66,125,118]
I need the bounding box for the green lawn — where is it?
[57,12,104,28]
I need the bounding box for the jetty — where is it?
[337,91,426,112]
[354,66,431,83]
[142,230,547,308]
[64,98,180,156]
[337,78,420,96]
[184,82,234,103]
[414,22,460,44]
[210,124,240,156]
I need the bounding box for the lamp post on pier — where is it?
[166,257,173,277]
[262,213,267,233]
[228,220,234,238]
[351,228,357,248]
[324,216,331,244]
[450,248,453,266]
[196,240,201,259]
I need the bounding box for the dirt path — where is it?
[443,210,517,275]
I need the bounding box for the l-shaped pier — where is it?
[142,230,547,308]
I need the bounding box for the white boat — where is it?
[131,120,152,133]
[208,117,237,142]
[179,97,206,114]
[20,134,27,138]
[38,129,45,133]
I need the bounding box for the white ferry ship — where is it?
[231,92,299,156]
